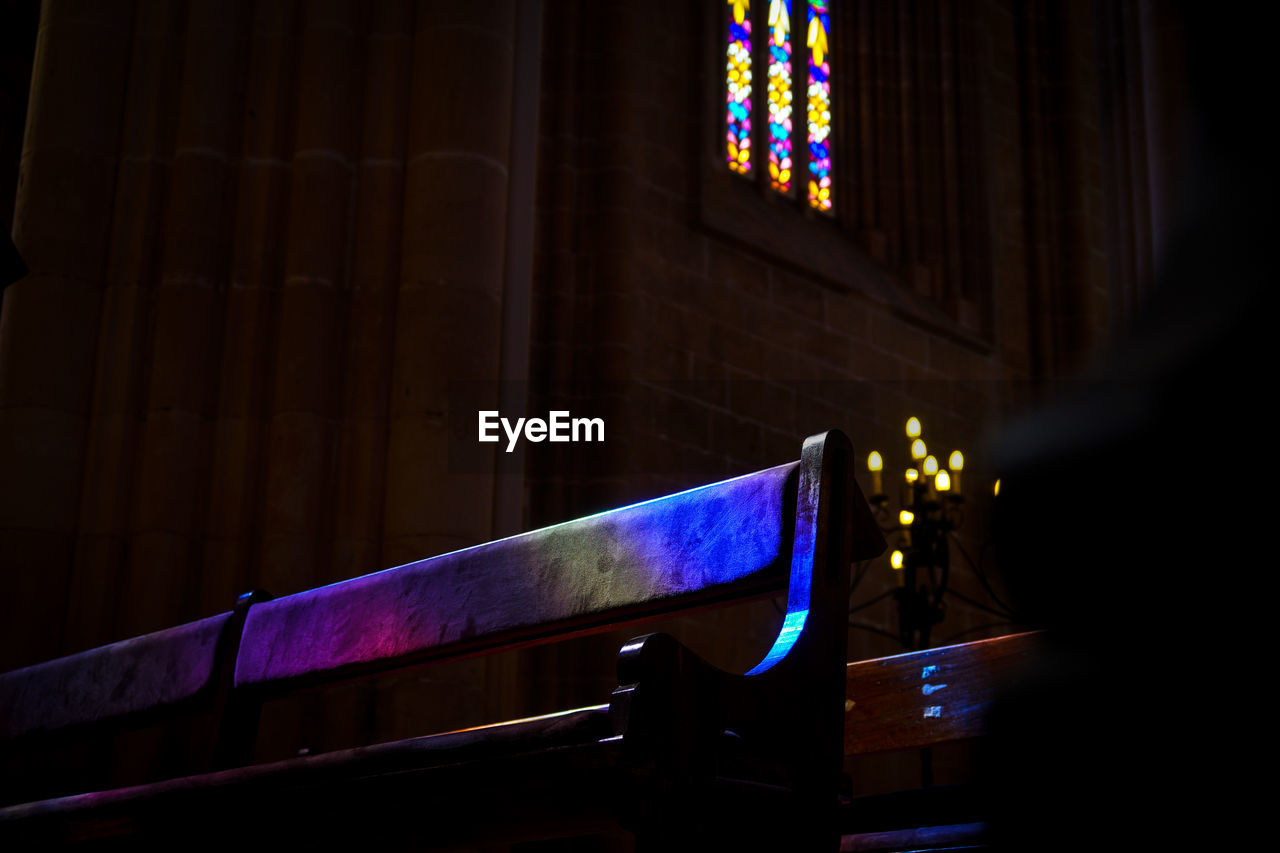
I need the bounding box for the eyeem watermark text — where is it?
[478,411,605,452]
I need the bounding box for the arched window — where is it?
[707,1,996,340]
[724,1,832,212]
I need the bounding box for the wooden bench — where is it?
[839,630,1041,851]
[1,430,888,849]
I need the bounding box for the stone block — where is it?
[0,528,73,671]
[214,284,269,419]
[76,413,135,536]
[256,532,320,599]
[160,151,232,284]
[271,280,343,416]
[283,156,353,287]
[0,406,87,534]
[118,529,193,637]
[388,282,501,417]
[332,415,388,541]
[63,532,127,655]
[0,274,101,412]
[349,162,407,291]
[105,159,167,286]
[23,16,131,156]
[401,157,508,294]
[870,313,931,368]
[205,417,256,538]
[382,413,492,541]
[13,149,118,280]
[172,0,247,154]
[293,12,360,157]
[147,282,220,414]
[131,409,211,534]
[340,285,396,418]
[261,410,330,535]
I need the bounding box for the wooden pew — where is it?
[1,430,884,849]
[839,631,1043,851]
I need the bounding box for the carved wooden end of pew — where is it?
[0,430,884,850]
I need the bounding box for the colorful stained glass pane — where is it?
[726,1,753,175]
[766,0,793,193]
[806,0,832,211]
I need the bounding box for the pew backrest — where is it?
[843,631,1042,756]
[3,431,880,764]
[0,612,234,743]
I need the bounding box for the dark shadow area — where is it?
[983,2,1268,848]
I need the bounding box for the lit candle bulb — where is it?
[890,549,904,570]
[922,456,939,499]
[899,509,915,526]
[993,478,1001,497]
[906,417,921,438]
[911,439,927,460]
[867,451,883,495]
[948,450,964,495]
[935,469,951,491]
[904,467,919,506]
[922,455,938,478]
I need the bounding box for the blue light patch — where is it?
[746,608,809,675]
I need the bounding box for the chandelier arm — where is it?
[848,621,903,644]
[848,588,895,616]
[933,550,950,610]
[942,621,1019,643]
[947,532,1018,619]
[849,559,873,595]
[944,587,1016,620]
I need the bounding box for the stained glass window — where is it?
[726,1,753,175]
[806,0,832,211]
[726,1,835,213]
[766,1,793,194]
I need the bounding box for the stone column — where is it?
[382,0,516,566]
[0,2,134,670]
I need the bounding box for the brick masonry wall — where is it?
[528,0,1118,685]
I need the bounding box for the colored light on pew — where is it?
[993,478,1001,496]
[899,510,914,526]
[922,455,938,477]
[935,470,951,491]
[906,417,921,438]
[450,704,610,734]
[746,608,809,675]
[890,549,904,570]
[746,436,822,677]
[911,439,927,459]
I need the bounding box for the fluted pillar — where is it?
[0,2,134,670]
[382,0,516,566]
